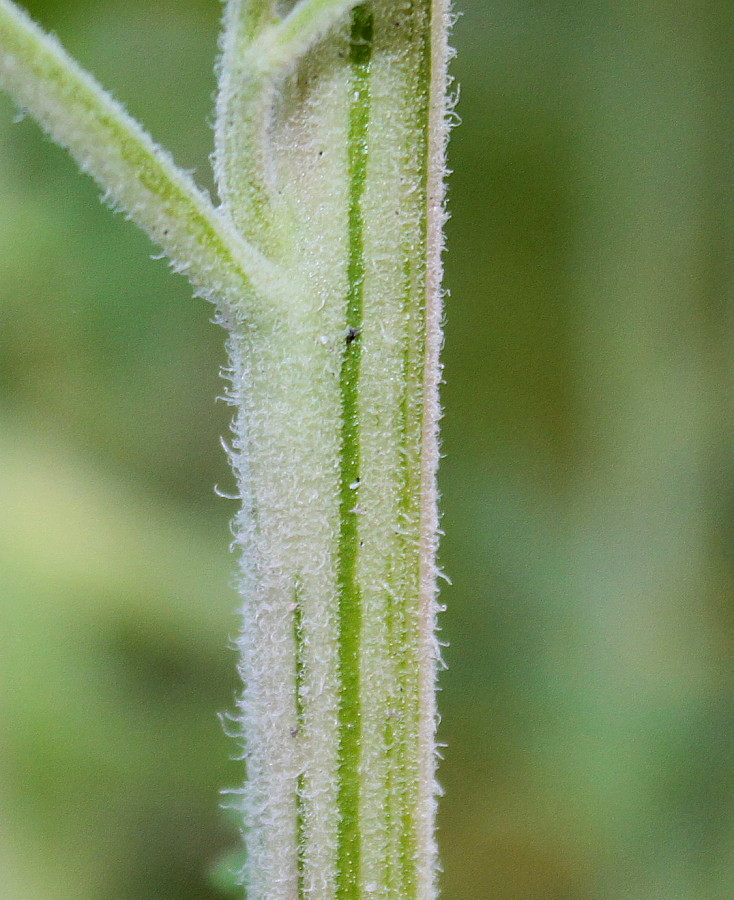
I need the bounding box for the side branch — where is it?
[0,0,288,322]
[215,0,280,244]
[214,0,362,245]
[252,0,365,75]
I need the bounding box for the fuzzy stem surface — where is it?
[220,1,451,897]
[0,0,451,896]
[0,0,287,323]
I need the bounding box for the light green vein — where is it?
[294,581,306,730]
[293,582,306,898]
[335,5,373,899]
[296,771,306,900]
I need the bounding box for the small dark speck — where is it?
[346,326,361,344]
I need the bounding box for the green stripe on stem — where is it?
[293,582,306,898]
[335,5,372,898]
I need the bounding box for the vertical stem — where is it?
[224,1,451,897]
[0,0,451,895]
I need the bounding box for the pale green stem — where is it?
[0,0,288,323]
[0,1,452,897]
[222,2,451,898]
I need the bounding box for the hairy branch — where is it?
[0,0,289,323]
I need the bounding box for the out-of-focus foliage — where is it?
[1,0,734,897]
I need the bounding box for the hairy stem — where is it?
[0,0,287,323]
[0,0,451,896]
[222,1,451,897]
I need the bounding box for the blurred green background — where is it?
[2,0,734,897]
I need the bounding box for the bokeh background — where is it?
[2,0,734,897]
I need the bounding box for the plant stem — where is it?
[0,0,451,895]
[0,0,289,324]
[221,1,451,897]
